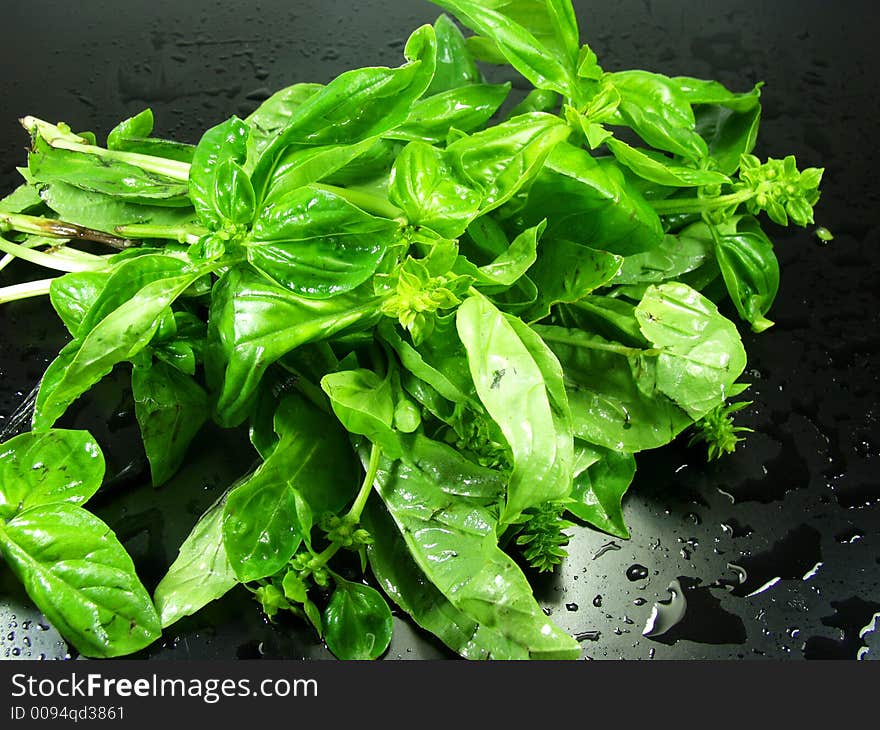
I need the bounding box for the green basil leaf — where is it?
[222,392,358,581]
[106,109,154,149]
[205,267,380,427]
[536,325,691,452]
[33,266,205,430]
[153,496,238,628]
[389,142,482,239]
[38,180,197,232]
[714,217,779,333]
[605,138,730,187]
[248,185,400,298]
[212,159,255,227]
[509,142,663,255]
[188,116,250,230]
[370,435,581,659]
[427,14,481,94]
[433,0,579,97]
[457,293,572,522]
[388,83,511,144]
[613,228,714,286]
[0,430,104,519]
[320,369,403,459]
[0,503,160,658]
[446,112,571,214]
[568,443,635,539]
[607,70,708,160]
[323,577,393,660]
[635,282,747,419]
[132,359,209,486]
[523,237,622,321]
[244,82,324,165]
[49,270,111,336]
[694,102,762,176]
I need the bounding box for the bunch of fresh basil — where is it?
[0,0,823,660]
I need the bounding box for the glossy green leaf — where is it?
[222,391,358,582]
[153,496,238,627]
[38,180,197,232]
[248,185,400,298]
[456,221,542,289]
[523,237,622,321]
[446,112,571,214]
[33,265,205,430]
[370,435,580,659]
[714,217,779,332]
[427,14,481,94]
[212,159,255,227]
[673,77,762,111]
[244,82,324,164]
[205,266,380,427]
[389,142,482,238]
[568,443,635,538]
[607,70,708,160]
[509,142,663,255]
[613,228,714,286]
[605,138,730,187]
[0,503,160,658]
[250,25,437,193]
[0,430,104,520]
[323,577,393,660]
[536,325,691,452]
[106,109,154,149]
[389,83,511,143]
[433,0,580,97]
[49,270,111,335]
[695,103,762,176]
[188,116,250,230]
[635,282,747,419]
[132,359,209,486]
[320,369,402,459]
[457,293,573,522]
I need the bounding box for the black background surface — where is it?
[0,0,878,661]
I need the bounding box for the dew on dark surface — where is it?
[802,597,880,659]
[722,525,823,598]
[626,564,650,582]
[644,578,747,646]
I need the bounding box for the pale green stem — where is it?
[1,212,134,250]
[346,443,382,522]
[0,277,53,304]
[114,222,208,245]
[0,236,107,272]
[648,189,754,216]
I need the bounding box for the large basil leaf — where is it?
[370,435,581,659]
[188,116,250,229]
[49,270,111,336]
[509,142,663,255]
[456,293,573,522]
[28,138,189,206]
[0,430,104,519]
[433,0,580,98]
[389,142,482,239]
[33,265,207,430]
[536,325,692,452]
[426,14,481,95]
[222,392,358,582]
[248,185,400,298]
[634,282,747,419]
[0,504,160,658]
[605,138,730,188]
[206,266,381,427]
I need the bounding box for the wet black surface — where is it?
[1,0,878,661]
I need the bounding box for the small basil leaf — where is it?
[323,578,393,660]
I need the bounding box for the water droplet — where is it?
[643,579,688,638]
[626,564,649,582]
[575,630,601,642]
[592,595,603,608]
[592,540,622,560]
[565,603,579,612]
[633,597,647,606]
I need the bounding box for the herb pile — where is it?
[0,0,824,660]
